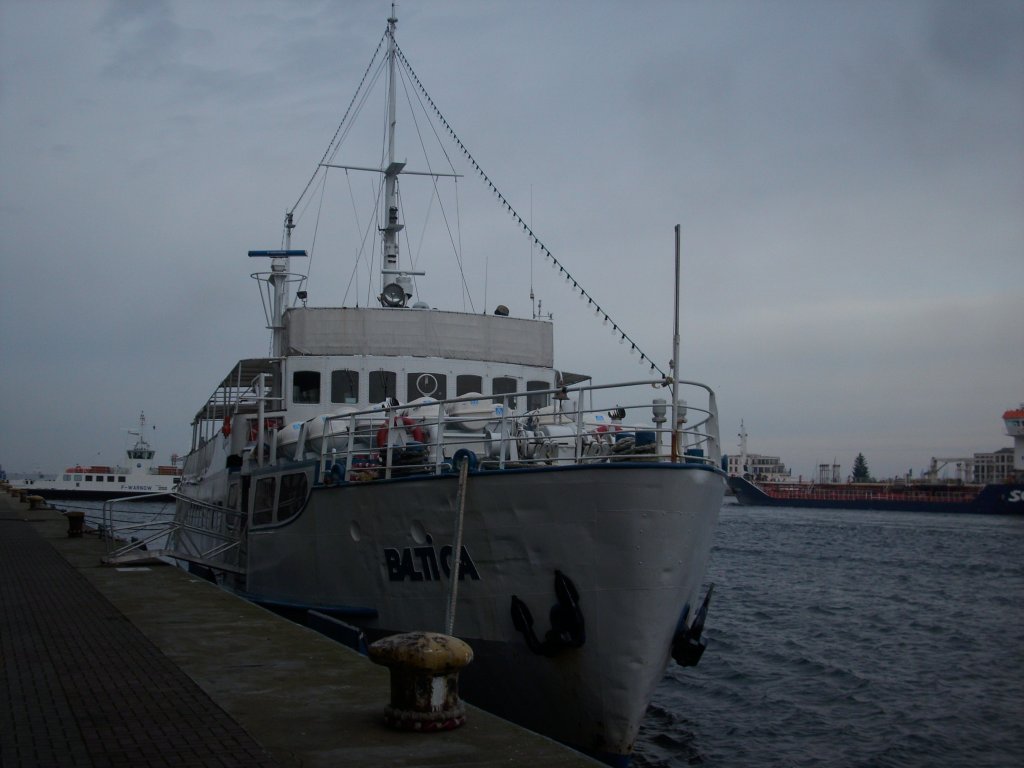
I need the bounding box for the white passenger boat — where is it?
[154,12,725,764]
[15,412,181,500]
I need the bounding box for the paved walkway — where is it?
[0,492,597,767]
[0,497,280,768]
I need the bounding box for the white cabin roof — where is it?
[282,307,554,367]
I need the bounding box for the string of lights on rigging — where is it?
[392,37,665,377]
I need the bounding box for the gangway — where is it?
[101,493,246,575]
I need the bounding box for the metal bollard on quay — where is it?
[368,631,473,732]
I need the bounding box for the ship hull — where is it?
[728,476,1024,515]
[187,462,725,760]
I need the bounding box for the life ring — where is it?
[248,418,278,443]
[323,463,344,486]
[376,416,427,448]
[452,448,478,472]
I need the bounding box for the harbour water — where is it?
[636,501,1024,767]
[49,497,177,552]
[55,497,1024,766]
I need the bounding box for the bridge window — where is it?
[527,380,550,411]
[330,369,359,404]
[292,371,321,404]
[369,371,397,403]
[408,372,447,400]
[252,476,276,526]
[277,472,308,523]
[456,375,482,396]
[492,377,518,407]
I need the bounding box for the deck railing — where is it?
[268,377,722,484]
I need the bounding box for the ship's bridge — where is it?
[1002,406,1024,473]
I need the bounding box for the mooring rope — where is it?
[445,458,470,635]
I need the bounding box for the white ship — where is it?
[16,412,181,500]
[134,12,726,764]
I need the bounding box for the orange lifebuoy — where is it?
[376,416,427,448]
[248,418,279,442]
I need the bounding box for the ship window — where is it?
[277,472,308,523]
[369,370,397,403]
[252,476,276,526]
[118,476,126,482]
[492,377,518,407]
[456,375,482,396]
[330,369,360,404]
[527,380,550,411]
[407,372,447,400]
[107,475,114,482]
[63,474,71,481]
[292,371,321,404]
[73,474,83,482]
[85,475,93,482]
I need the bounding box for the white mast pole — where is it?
[671,225,682,462]
[382,8,400,292]
[268,212,296,357]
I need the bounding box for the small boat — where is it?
[151,12,726,765]
[728,408,1024,514]
[15,412,181,500]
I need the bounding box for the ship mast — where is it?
[382,10,401,285]
[737,419,748,478]
[379,7,414,307]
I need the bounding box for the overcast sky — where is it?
[1,0,1021,481]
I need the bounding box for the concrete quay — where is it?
[0,490,598,767]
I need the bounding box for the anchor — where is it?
[672,583,713,667]
[510,570,586,656]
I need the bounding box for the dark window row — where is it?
[64,474,127,482]
[292,370,550,411]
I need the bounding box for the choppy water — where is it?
[636,502,1024,768]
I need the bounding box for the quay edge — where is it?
[0,492,600,768]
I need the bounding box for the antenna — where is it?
[530,185,536,318]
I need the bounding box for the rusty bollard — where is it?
[27,495,46,510]
[65,511,85,538]
[368,631,473,731]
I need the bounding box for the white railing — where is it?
[97,492,180,556]
[101,493,245,573]
[270,378,721,484]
